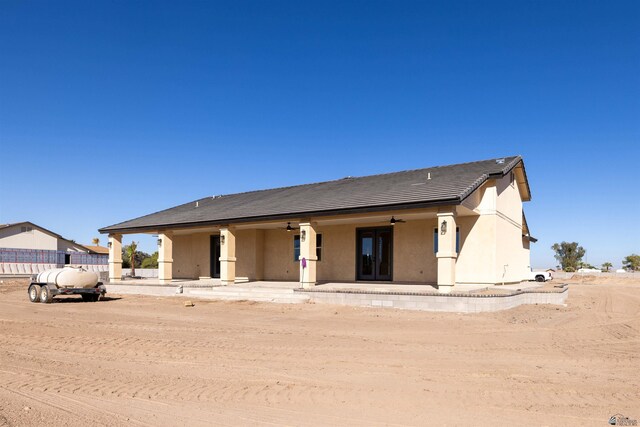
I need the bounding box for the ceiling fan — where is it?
[279,222,299,232]
[389,216,405,225]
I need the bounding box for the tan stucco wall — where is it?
[0,225,86,252]
[0,226,58,250]
[263,229,298,281]
[172,219,440,283]
[494,174,530,283]
[236,229,264,280]
[172,233,210,279]
[455,215,496,284]
[173,230,266,280]
[392,219,437,283]
[262,220,438,283]
[455,174,531,285]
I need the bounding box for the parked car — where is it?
[528,270,552,282]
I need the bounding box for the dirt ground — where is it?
[0,278,638,426]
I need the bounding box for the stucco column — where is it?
[219,227,236,286]
[299,222,317,288]
[436,210,457,293]
[108,234,122,282]
[158,232,173,284]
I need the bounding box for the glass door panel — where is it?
[357,228,393,281]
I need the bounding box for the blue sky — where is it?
[0,0,638,268]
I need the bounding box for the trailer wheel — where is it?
[39,286,53,304]
[28,285,41,303]
[535,275,545,282]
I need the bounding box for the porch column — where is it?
[108,234,122,282]
[158,232,173,283]
[219,227,236,286]
[436,209,457,293]
[299,222,317,288]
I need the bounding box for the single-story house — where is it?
[99,156,535,293]
[0,221,108,275]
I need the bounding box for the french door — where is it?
[356,227,393,281]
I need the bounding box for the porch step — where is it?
[185,286,310,304]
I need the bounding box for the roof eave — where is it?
[98,197,462,234]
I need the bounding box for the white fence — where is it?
[122,268,158,278]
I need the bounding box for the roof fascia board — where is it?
[99,197,461,234]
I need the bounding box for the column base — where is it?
[221,280,235,286]
[437,284,454,294]
[301,281,316,289]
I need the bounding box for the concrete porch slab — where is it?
[104,279,569,313]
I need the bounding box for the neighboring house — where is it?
[100,156,535,293]
[0,222,108,275]
[83,245,110,255]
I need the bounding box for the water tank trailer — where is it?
[28,267,107,303]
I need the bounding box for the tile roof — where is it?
[100,155,528,233]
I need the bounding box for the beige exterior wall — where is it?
[494,173,530,283]
[172,220,440,283]
[0,226,59,250]
[263,229,298,281]
[0,224,87,252]
[455,173,532,285]
[173,233,210,279]
[392,219,438,283]
[456,215,496,284]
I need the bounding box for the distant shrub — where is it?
[564,267,575,272]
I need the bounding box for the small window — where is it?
[293,235,300,261]
[293,234,323,261]
[510,171,515,187]
[316,234,322,261]
[434,227,460,253]
[21,226,33,233]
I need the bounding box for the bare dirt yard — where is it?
[0,278,638,426]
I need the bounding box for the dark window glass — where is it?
[316,234,322,261]
[293,235,300,261]
[361,233,374,276]
[433,228,438,253]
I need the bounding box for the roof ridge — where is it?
[209,155,521,199]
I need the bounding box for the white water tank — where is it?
[36,267,99,289]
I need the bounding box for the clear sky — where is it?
[1,0,638,268]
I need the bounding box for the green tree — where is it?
[92,237,100,246]
[551,242,586,271]
[121,246,149,269]
[602,262,613,272]
[141,251,159,269]
[622,254,640,272]
[124,242,138,276]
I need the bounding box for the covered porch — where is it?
[107,206,468,293]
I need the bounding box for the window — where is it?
[21,226,33,233]
[293,235,300,261]
[316,234,322,261]
[510,171,515,187]
[434,227,460,253]
[293,234,323,261]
